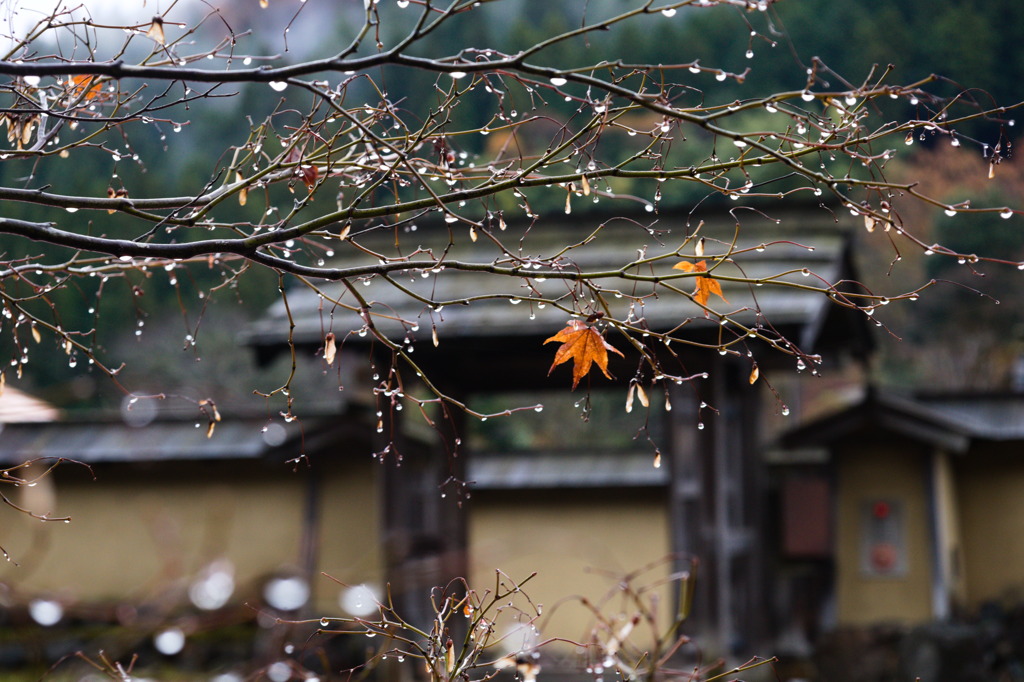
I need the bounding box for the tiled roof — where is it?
[244,206,867,360]
[0,417,307,465]
[778,388,1024,453]
[917,396,1024,441]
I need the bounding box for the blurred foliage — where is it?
[468,389,664,452]
[862,146,1024,389]
[2,0,1022,406]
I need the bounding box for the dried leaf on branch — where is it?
[673,260,729,309]
[146,18,165,45]
[323,332,337,366]
[544,320,624,389]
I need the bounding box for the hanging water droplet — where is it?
[269,81,288,92]
[661,7,677,16]
[1000,209,1013,219]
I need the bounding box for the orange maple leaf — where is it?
[68,75,104,101]
[544,320,625,389]
[673,259,729,308]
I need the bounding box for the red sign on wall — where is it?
[861,498,906,576]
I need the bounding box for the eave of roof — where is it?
[777,389,1024,454]
[468,451,668,489]
[0,417,308,465]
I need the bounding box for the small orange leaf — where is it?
[544,320,624,389]
[236,171,248,206]
[673,259,728,309]
[106,186,128,214]
[68,75,103,101]
[749,364,759,384]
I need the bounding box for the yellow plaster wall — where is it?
[315,456,383,611]
[468,488,672,650]
[835,443,933,625]
[0,457,381,610]
[956,449,1024,607]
